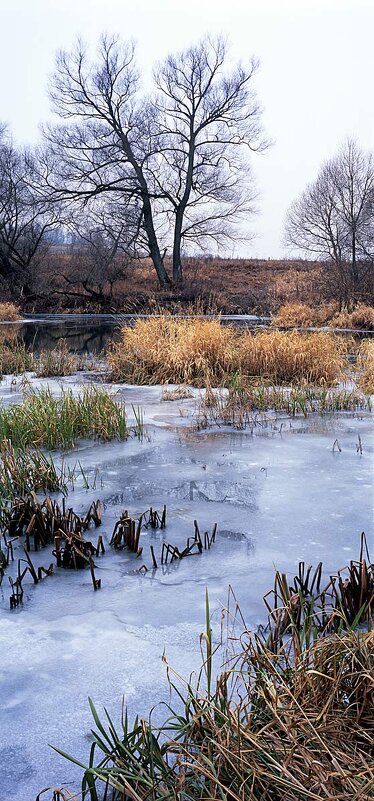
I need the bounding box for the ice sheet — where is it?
[0,376,372,800]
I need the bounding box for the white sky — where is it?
[1,0,373,258]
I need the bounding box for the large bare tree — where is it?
[154,37,267,281]
[44,35,266,286]
[285,140,374,305]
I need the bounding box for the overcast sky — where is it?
[1,0,373,258]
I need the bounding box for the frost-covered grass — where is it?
[108,317,350,387]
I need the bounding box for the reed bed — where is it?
[358,340,374,393]
[330,303,374,331]
[109,316,237,385]
[238,330,348,385]
[272,302,374,331]
[0,301,21,321]
[108,317,349,387]
[0,386,130,451]
[44,544,374,801]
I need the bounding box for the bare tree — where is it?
[285,140,374,305]
[0,127,57,297]
[44,36,171,287]
[154,37,267,282]
[44,35,266,286]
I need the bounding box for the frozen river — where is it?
[0,376,373,800]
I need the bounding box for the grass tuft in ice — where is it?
[197,380,371,429]
[0,385,134,451]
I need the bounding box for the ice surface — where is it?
[0,375,373,800]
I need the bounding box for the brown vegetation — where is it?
[43,541,374,801]
[272,301,374,330]
[0,301,21,321]
[358,340,374,393]
[108,317,349,387]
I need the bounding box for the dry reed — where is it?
[273,302,374,331]
[357,340,374,393]
[0,302,21,321]
[46,545,374,801]
[108,317,349,387]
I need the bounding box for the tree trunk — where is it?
[142,193,171,287]
[172,212,184,283]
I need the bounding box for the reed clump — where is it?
[34,341,79,378]
[357,340,374,393]
[330,303,374,330]
[0,342,34,375]
[0,386,130,450]
[0,302,21,321]
[108,316,237,385]
[47,544,374,801]
[271,301,320,327]
[238,329,348,385]
[108,318,349,387]
[272,301,374,331]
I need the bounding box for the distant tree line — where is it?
[0,34,373,309]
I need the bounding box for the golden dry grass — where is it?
[271,302,317,327]
[0,301,21,321]
[109,317,237,386]
[357,340,374,393]
[330,303,374,330]
[108,317,349,387]
[271,302,339,327]
[238,329,348,385]
[273,302,374,331]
